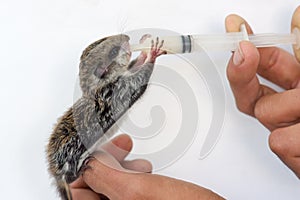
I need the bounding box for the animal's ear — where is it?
[93,61,106,78]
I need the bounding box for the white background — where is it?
[1,0,300,199]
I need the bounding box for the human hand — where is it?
[69,134,224,200]
[225,6,300,178]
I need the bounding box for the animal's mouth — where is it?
[94,61,116,79]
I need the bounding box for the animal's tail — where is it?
[57,175,72,200]
[64,176,73,200]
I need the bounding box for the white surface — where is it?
[1,0,299,199]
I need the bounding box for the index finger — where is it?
[257,47,300,89]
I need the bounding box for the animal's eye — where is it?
[108,46,120,59]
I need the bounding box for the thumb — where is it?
[227,41,259,87]
[227,41,262,115]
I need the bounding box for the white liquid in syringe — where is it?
[130,35,194,54]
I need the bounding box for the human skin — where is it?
[69,134,224,200]
[225,7,300,178]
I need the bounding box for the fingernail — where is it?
[233,42,244,66]
[293,27,300,49]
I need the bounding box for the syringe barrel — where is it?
[130,35,193,54]
[130,29,300,53]
[130,33,245,53]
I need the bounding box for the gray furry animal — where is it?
[46,34,165,199]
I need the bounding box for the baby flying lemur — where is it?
[46,34,166,200]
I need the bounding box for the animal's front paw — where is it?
[135,34,153,64]
[146,37,167,63]
[79,155,95,175]
[139,34,152,44]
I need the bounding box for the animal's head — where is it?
[79,34,131,96]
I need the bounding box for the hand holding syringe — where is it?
[131,25,300,54]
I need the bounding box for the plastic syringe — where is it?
[131,25,300,54]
